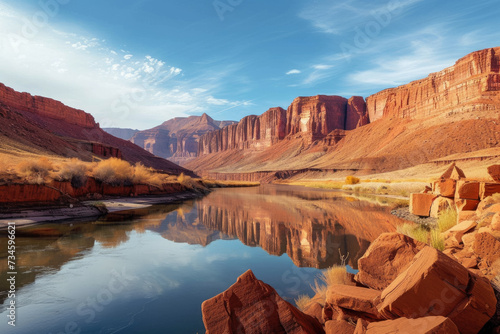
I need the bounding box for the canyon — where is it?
[128,114,236,165]
[186,47,500,180]
[0,83,191,175]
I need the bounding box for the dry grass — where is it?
[132,163,164,187]
[295,295,313,311]
[92,158,134,185]
[431,229,445,251]
[56,158,90,187]
[437,208,458,232]
[343,182,427,197]
[397,223,429,244]
[321,265,350,286]
[345,176,360,185]
[15,156,55,184]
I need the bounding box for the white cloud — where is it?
[286,69,301,75]
[299,0,425,35]
[313,64,333,70]
[0,5,247,129]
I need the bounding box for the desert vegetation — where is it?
[1,156,171,187]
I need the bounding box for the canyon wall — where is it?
[131,113,236,165]
[366,47,500,121]
[199,95,368,155]
[0,83,97,128]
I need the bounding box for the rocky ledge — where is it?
[202,231,499,333]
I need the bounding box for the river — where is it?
[0,185,405,333]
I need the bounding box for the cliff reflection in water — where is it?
[194,185,403,269]
[0,185,405,305]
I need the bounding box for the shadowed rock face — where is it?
[0,83,97,128]
[0,83,192,174]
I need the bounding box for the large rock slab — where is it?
[488,165,500,182]
[325,319,356,334]
[433,179,456,197]
[410,193,437,217]
[324,285,383,322]
[474,232,500,278]
[480,182,500,200]
[378,247,496,334]
[355,233,426,290]
[430,197,455,219]
[455,180,480,200]
[201,270,324,334]
[365,316,459,333]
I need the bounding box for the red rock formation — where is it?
[202,270,325,334]
[365,316,459,334]
[91,143,122,159]
[354,233,426,291]
[366,47,500,121]
[198,96,368,155]
[0,83,97,128]
[131,113,236,164]
[346,96,369,130]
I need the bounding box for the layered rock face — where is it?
[199,96,368,155]
[366,47,500,121]
[0,83,97,128]
[131,113,235,164]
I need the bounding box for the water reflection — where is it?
[1,186,405,304]
[0,185,406,333]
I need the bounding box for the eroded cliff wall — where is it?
[366,47,500,121]
[0,83,97,128]
[199,96,368,155]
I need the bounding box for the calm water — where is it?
[0,185,404,334]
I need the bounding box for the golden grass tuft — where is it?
[56,158,90,187]
[430,229,445,251]
[345,176,360,185]
[437,208,458,232]
[15,156,55,184]
[397,223,429,244]
[132,163,164,187]
[294,295,313,311]
[321,265,350,287]
[92,158,133,185]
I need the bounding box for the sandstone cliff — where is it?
[366,47,500,121]
[199,95,368,155]
[130,113,236,165]
[0,84,192,175]
[188,47,500,177]
[0,83,97,128]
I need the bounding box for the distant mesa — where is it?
[128,113,236,165]
[103,128,140,141]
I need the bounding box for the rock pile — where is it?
[201,233,498,333]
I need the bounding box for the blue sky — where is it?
[0,0,499,129]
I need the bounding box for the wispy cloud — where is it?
[298,0,424,35]
[0,4,250,129]
[286,69,301,75]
